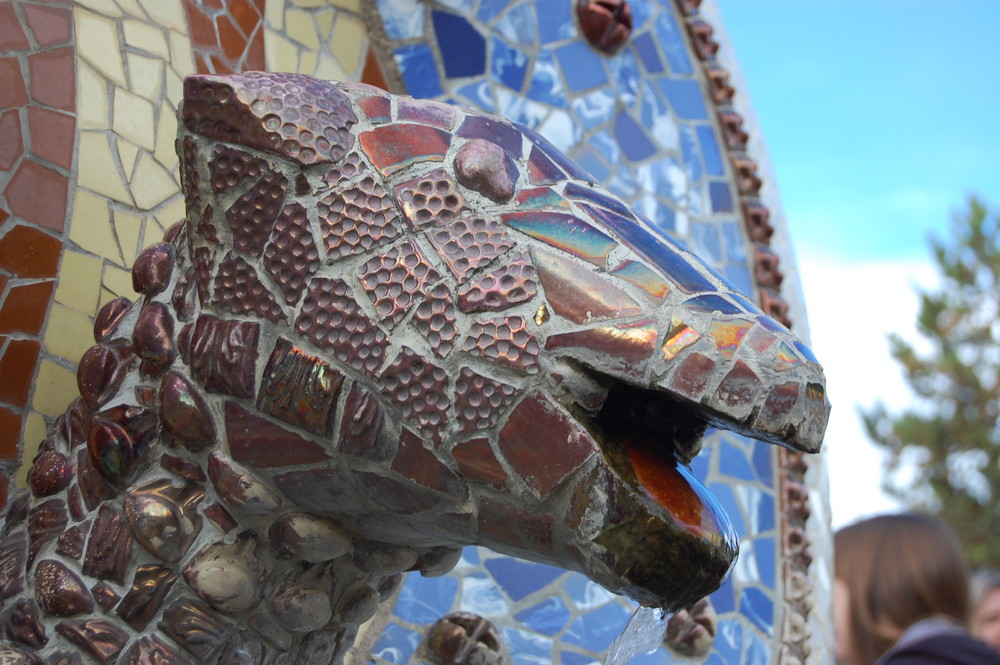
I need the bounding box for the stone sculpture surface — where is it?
[0,72,829,665]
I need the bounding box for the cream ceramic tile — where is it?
[69,189,122,260]
[112,208,144,265]
[300,49,318,75]
[113,88,156,151]
[313,54,348,82]
[103,263,136,298]
[328,0,361,13]
[290,0,327,7]
[153,103,179,172]
[115,0,149,20]
[126,53,164,102]
[77,132,133,204]
[44,304,96,362]
[131,152,179,211]
[152,196,185,237]
[116,139,140,175]
[76,8,128,88]
[316,9,334,39]
[77,60,111,130]
[136,0,186,32]
[266,0,285,31]
[286,9,320,51]
[75,0,123,18]
[17,413,49,486]
[165,67,184,107]
[32,360,79,418]
[167,29,196,77]
[331,13,365,73]
[54,250,103,314]
[267,32,300,74]
[123,20,169,60]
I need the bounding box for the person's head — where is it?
[834,513,970,665]
[972,569,1000,651]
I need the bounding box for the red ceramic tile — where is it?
[207,54,232,75]
[0,464,9,508]
[0,58,29,109]
[0,280,54,334]
[27,47,74,111]
[0,224,61,278]
[224,401,328,469]
[204,0,224,9]
[0,405,20,460]
[0,208,7,225]
[216,15,245,63]
[0,109,23,171]
[4,159,68,231]
[22,3,72,47]
[230,0,261,38]
[0,338,42,406]
[183,0,217,49]
[244,32,264,71]
[362,45,389,92]
[0,3,29,51]
[28,106,74,169]
[0,275,8,294]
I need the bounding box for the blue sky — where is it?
[714,1,1000,525]
[717,0,1000,262]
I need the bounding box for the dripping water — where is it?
[604,606,671,665]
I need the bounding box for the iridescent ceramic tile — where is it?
[503,211,617,267]
[256,338,344,436]
[533,250,642,323]
[708,319,753,360]
[358,123,451,176]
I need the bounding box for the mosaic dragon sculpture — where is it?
[0,73,829,665]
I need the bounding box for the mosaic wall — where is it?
[0,0,833,664]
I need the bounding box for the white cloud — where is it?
[798,251,938,527]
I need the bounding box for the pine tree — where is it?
[862,197,1000,569]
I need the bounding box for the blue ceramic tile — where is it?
[680,125,703,182]
[498,626,554,665]
[590,129,620,166]
[569,148,607,182]
[607,168,640,200]
[716,619,743,665]
[609,48,640,107]
[724,265,753,296]
[793,340,819,363]
[745,629,773,665]
[756,315,786,333]
[698,124,725,176]
[492,36,529,91]
[526,50,567,107]
[460,546,481,565]
[709,181,733,213]
[754,535,776,588]
[564,181,633,219]
[556,42,608,92]
[570,89,615,130]
[459,115,523,153]
[706,652,729,665]
[535,108,579,153]
[654,11,693,75]
[563,602,633,652]
[660,79,709,120]
[740,587,774,637]
[378,0,424,39]
[497,89,549,128]
[561,652,599,665]
[684,294,743,315]
[461,572,511,615]
[563,575,620,610]
[484,557,566,602]
[690,443,710,479]
[519,122,593,181]
[712,578,736,615]
[690,222,723,265]
[720,439,755,482]
[458,80,496,111]
[709,481,745,537]
[494,2,536,46]
[536,0,575,43]
[720,221,746,260]
[614,110,657,162]
[477,0,510,23]
[395,573,459,625]
[638,197,677,236]
[514,596,571,636]
[756,488,776,533]
[752,435,774,488]
[632,31,664,74]
[395,44,444,99]
[438,0,476,11]
[433,10,487,78]
[372,622,423,664]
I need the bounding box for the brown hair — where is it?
[834,513,971,665]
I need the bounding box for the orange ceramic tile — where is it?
[362,45,389,91]
[0,275,8,294]
[194,52,211,75]
[0,280,53,335]
[184,0,217,49]
[0,208,7,225]
[0,471,9,509]
[217,14,246,63]
[245,30,264,70]
[3,159,68,231]
[0,2,29,51]
[0,57,29,109]
[209,54,233,74]
[22,3,72,48]
[231,0,261,39]
[27,47,74,111]
[0,110,22,170]
[0,224,61,278]
[28,106,75,170]
[0,338,41,407]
